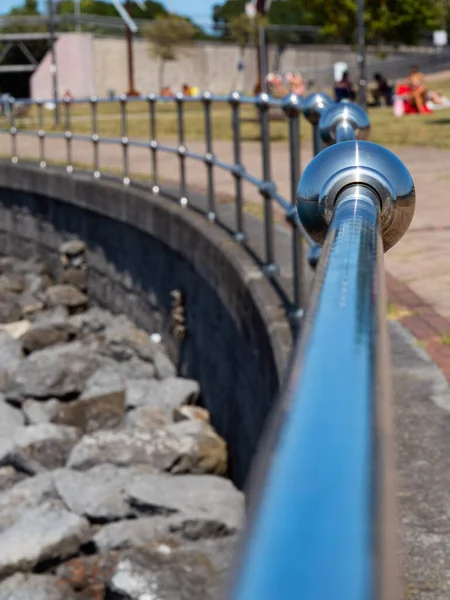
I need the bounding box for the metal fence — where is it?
[0,91,415,599]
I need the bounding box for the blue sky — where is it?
[1,0,217,23]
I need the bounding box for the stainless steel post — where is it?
[229,92,245,242]
[257,93,276,274]
[120,95,129,184]
[357,0,367,108]
[47,0,60,128]
[90,96,99,177]
[148,93,159,194]
[176,93,187,206]
[64,97,73,173]
[203,92,216,221]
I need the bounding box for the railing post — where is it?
[90,95,100,178]
[120,94,129,185]
[9,98,17,165]
[228,92,245,243]
[64,96,73,173]
[147,93,159,194]
[37,98,46,168]
[202,91,216,221]
[282,93,305,325]
[175,92,188,207]
[256,92,277,275]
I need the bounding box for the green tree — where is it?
[144,15,198,91]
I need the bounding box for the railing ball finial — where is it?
[319,103,370,144]
[297,140,415,251]
[228,91,241,106]
[281,93,303,117]
[302,92,333,125]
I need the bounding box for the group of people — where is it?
[333,66,450,114]
[265,72,311,98]
[160,83,199,97]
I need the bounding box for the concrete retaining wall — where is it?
[0,162,292,487]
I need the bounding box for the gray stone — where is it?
[0,466,26,492]
[0,332,23,392]
[1,423,82,471]
[9,257,47,276]
[0,398,24,434]
[30,306,69,327]
[52,390,125,434]
[183,537,239,581]
[0,573,77,600]
[125,405,170,430]
[106,545,218,600]
[125,377,200,412]
[0,500,90,577]
[119,357,155,380]
[127,473,243,531]
[0,273,26,294]
[0,291,23,323]
[93,517,177,552]
[0,471,58,531]
[60,240,86,257]
[18,293,44,318]
[6,341,99,404]
[81,363,125,399]
[154,351,177,380]
[54,464,142,523]
[44,284,88,313]
[59,267,88,291]
[69,307,114,335]
[22,398,61,425]
[21,324,73,354]
[67,420,227,476]
[100,316,160,362]
[24,272,52,296]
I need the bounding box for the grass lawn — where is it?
[6,75,450,148]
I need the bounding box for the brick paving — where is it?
[2,133,450,379]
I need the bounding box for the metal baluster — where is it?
[37,99,46,168]
[176,93,187,206]
[257,93,276,275]
[229,92,245,242]
[9,98,18,164]
[282,94,305,326]
[302,92,333,156]
[64,97,73,173]
[90,96,100,178]
[148,93,159,194]
[120,94,130,185]
[203,92,216,221]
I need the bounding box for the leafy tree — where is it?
[228,13,268,48]
[144,15,198,90]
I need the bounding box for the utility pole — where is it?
[74,0,81,32]
[125,0,139,96]
[357,0,367,107]
[47,0,60,126]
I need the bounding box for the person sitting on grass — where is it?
[335,71,356,102]
[407,66,428,114]
[371,73,393,106]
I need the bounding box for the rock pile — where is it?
[0,246,243,600]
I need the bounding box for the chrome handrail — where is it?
[226,111,415,600]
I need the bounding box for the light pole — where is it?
[47,0,60,127]
[356,0,367,107]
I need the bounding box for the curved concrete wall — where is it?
[0,162,292,488]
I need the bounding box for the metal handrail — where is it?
[0,92,415,599]
[226,106,415,600]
